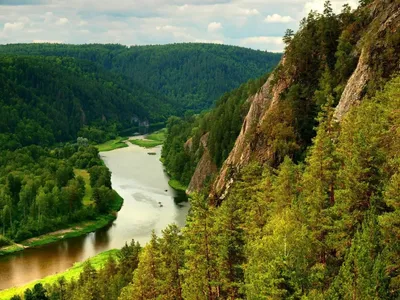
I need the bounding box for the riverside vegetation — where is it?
[0,44,279,252]
[0,143,123,255]
[3,0,400,299]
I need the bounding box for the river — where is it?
[0,141,190,290]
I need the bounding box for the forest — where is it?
[0,43,281,111]
[0,39,281,268]
[4,0,400,299]
[0,44,280,151]
[0,142,119,245]
[0,55,173,150]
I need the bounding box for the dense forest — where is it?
[162,73,270,186]
[8,0,400,299]
[0,142,120,245]
[21,74,399,300]
[0,55,174,150]
[0,43,281,111]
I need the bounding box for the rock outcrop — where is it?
[334,49,370,121]
[209,68,291,201]
[209,0,400,203]
[335,0,400,121]
[187,133,218,194]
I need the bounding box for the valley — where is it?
[0,140,189,293]
[0,0,399,299]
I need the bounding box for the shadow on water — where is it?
[174,190,188,206]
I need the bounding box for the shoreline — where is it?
[0,190,123,257]
[0,249,120,299]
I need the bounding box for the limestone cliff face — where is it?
[187,133,218,194]
[334,0,400,121]
[208,0,399,202]
[334,49,370,121]
[209,67,291,201]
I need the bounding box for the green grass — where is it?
[130,139,163,148]
[22,215,116,248]
[96,137,128,152]
[0,244,24,256]
[0,249,120,300]
[147,128,167,142]
[168,179,187,192]
[130,128,166,148]
[74,169,93,205]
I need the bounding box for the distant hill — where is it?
[0,55,173,149]
[0,43,281,111]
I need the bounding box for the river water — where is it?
[0,141,190,290]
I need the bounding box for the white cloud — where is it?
[207,22,222,32]
[78,20,88,26]
[264,14,294,23]
[33,39,63,43]
[43,11,54,23]
[178,4,189,11]
[0,0,362,50]
[56,17,69,25]
[241,36,283,45]
[4,22,25,32]
[195,39,224,44]
[156,25,180,32]
[240,36,284,51]
[243,8,259,16]
[303,0,358,14]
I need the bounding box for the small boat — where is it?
[147,152,157,155]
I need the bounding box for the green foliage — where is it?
[0,55,172,150]
[0,43,281,112]
[162,74,269,185]
[4,3,400,300]
[0,144,118,244]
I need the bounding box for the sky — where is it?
[0,0,358,52]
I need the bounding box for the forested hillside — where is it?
[0,43,281,110]
[162,73,270,187]
[5,0,400,299]
[0,55,172,150]
[9,0,399,299]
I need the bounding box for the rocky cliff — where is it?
[335,0,400,120]
[186,133,218,194]
[208,0,400,202]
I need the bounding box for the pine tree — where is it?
[181,194,219,299]
[328,213,389,299]
[158,224,184,299]
[271,156,299,212]
[125,232,161,299]
[379,172,400,296]
[301,97,338,274]
[214,193,246,299]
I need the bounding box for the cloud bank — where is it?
[0,0,359,52]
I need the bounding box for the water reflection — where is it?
[0,143,189,290]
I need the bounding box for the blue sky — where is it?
[0,0,358,52]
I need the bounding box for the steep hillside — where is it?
[6,1,400,299]
[211,0,400,201]
[162,73,269,189]
[0,55,172,150]
[163,0,400,198]
[0,43,282,111]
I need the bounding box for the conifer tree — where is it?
[158,224,184,299]
[181,194,219,300]
[301,96,338,271]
